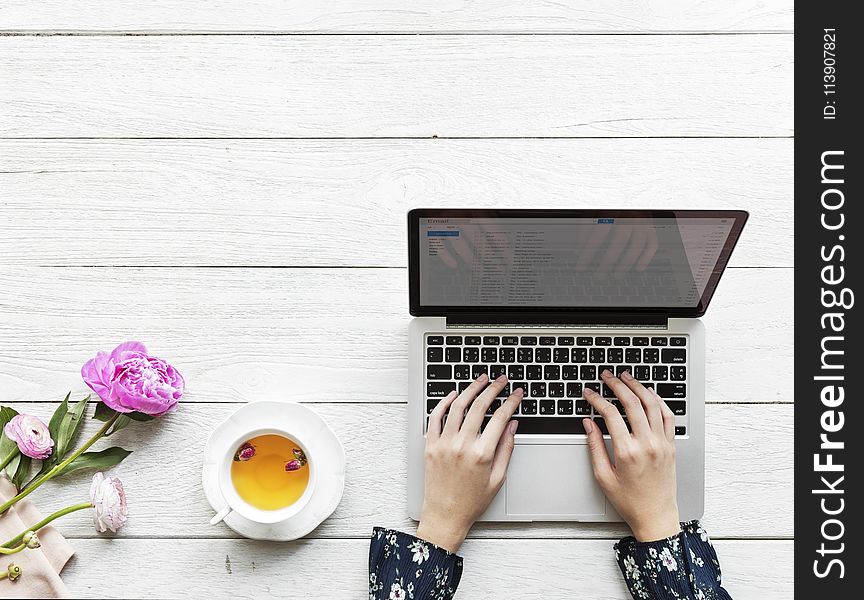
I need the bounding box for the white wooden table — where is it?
[0,2,793,598]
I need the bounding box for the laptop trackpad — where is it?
[506,444,607,517]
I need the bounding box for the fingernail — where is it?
[515,387,525,397]
[583,418,593,433]
[620,370,632,381]
[509,421,519,434]
[584,387,596,397]
[496,374,508,383]
[601,369,613,378]
[478,373,488,382]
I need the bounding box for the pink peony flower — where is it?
[81,342,184,416]
[4,414,54,460]
[90,472,128,533]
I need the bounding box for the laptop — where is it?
[407,209,748,522]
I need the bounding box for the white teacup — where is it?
[209,427,317,526]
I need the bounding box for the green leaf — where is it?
[105,414,132,436]
[0,406,19,429]
[59,447,132,476]
[11,453,31,488]
[55,395,89,458]
[45,393,71,465]
[92,401,117,422]
[127,411,155,422]
[0,406,20,476]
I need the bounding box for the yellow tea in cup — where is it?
[230,434,310,511]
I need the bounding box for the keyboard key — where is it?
[571,347,588,363]
[499,347,515,362]
[530,382,547,397]
[634,365,651,381]
[657,383,686,398]
[670,337,687,346]
[602,384,616,398]
[661,349,687,364]
[607,348,623,363]
[427,398,439,413]
[592,418,609,434]
[539,399,555,414]
[481,347,497,362]
[651,337,668,346]
[453,365,470,380]
[613,337,631,346]
[489,364,506,379]
[557,336,575,346]
[557,399,573,414]
[544,365,561,380]
[472,365,489,379]
[427,365,452,379]
[458,381,471,392]
[549,382,565,397]
[517,348,534,363]
[427,336,444,345]
[616,365,632,377]
[445,347,462,362]
[577,336,593,346]
[665,400,687,415]
[496,383,511,397]
[446,336,463,345]
[427,381,456,397]
[427,347,443,362]
[508,365,524,380]
[520,336,537,345]
[563,365,580,380]
[526,365,543,380]
[652,366,669,381]
[512,381,528,394]
[580,365,597,380]
[535,348,551,363]
[595,337,612,346]
[675,426,687,436]
[566,382,583,398]
[643,348,660,363]
[633,336,649,346]
[463,347,480,362]
[585,382,601,395]
[625,348,642,363]
[670,366,687,381]
[574,399,591,415]
[509,417,587,435]
[465,336,482,345]
[589,348,605,363]
[539,336,556,346]
[520,399,537,415]
[599,366,614,378]
[483,336,500,345]
[502,336,519,345]
[553,348,569,363]
[486,399,502,415]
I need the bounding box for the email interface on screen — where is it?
[418,217,735,308]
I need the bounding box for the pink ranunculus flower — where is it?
[90,472,128,533]
[4,414,54,459]
[81,342,184,416]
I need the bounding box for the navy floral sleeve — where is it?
[369,528,463,600]
[615,521,732,599]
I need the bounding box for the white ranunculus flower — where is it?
[90,472,128,533]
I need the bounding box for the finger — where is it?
[490,419,519,486]
[437,244,459,269]
[635,228,658,272]
[615,227,647,277]
[600,370,651,438]
[620,370,663,433]
[442,373,489,436]
[575,224,612,271]
[481,387,524,450]
[449,235,475,267]
[583,385,631,446]
[583,417,615,489]
[658,390,676,442]
[462,374,510,435]
[597,226,632,273]
[427,390,458,439]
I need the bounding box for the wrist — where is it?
[631,513,682,543]
[416,514,470,553]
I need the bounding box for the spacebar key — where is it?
[486,417,587,435]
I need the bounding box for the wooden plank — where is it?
[62,538,791,599]
[19,402,792,539]
[0,139,792,267]
[0,1,793,34]
[0,35,792,138]
[0,267,792,404]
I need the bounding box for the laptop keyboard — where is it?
[425,333,688,436]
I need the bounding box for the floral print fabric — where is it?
[615,521,732,599]
[369,528,463,600]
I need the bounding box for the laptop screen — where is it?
[409,210,748,317]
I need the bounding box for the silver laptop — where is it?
[407,209,748,522]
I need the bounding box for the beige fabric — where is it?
[0,477,74,598]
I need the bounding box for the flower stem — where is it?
[0,449,18,473]
[0,413,119,515]
[1,502,92,549]
[0,543,25,555]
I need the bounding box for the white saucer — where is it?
[202,401,346,541]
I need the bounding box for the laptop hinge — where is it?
[445,312,668,328]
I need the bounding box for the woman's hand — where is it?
[583,370,681,542]
[416,373,523,552]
